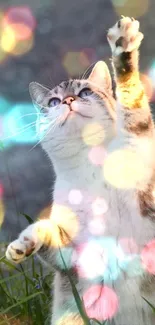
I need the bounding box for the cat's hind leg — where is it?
[51,270,84,325]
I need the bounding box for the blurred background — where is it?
[0,0,155,242]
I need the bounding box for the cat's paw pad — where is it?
[6,236,36,263]
[107,16,144,55]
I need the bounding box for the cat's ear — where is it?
[29,82,49,109]
[88,61,112,95]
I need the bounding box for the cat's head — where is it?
[29,61,116,159]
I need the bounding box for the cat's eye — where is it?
[48,97,61,107]
[78,88,92,98]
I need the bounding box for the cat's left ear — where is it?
[29,82,50,109]
[88,61,112,95]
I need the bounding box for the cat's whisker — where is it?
[16,113,41,122]
[15,122,36,131]
[2,122,36,141]
[29,118,59,152]
[81,61,97,79]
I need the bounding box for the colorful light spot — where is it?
[83,285,119,321]
[11,34,34,56]
[119,238,138,255]
[1,25,16,53]
[3,103,37,146]
[3,6,36,31]
[1,6,36,57]
[141,240,155,274]
[0,184,3,197]
[82,123,104,146]
[140,73,153,100]
[63,51,90,77]
[0,184,4,227]
[112,0,149,18]
[88,146,107,165]
[75,241,108,279]
[103,149,146,189]
[68,189,83,205]
[92,197,108,216]
[51,204,79,246]
[57,314,83,325]
[8,23,33,41]
[88,217,106,236]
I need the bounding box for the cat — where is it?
[6,17,155,325]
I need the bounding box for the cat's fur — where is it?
[6,17,155,325]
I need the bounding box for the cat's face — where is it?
[29,61,116,158]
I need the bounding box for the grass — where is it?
[0,254,52,325]
[0,248,106,325]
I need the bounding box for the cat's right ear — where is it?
[29,82,49,109]
[88,61,113,95]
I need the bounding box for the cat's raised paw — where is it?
[6,236,36,263]
[107,17,144,55]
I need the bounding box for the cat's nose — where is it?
[63,96,75,105]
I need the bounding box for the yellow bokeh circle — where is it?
[103,149,146,189]
[82,123,104,146]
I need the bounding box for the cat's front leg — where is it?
[5,219,53,263]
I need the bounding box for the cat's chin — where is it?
[61,110,92,127]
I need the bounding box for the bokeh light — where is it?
[74,237,137,282]
[0,184,4,227]
[3,103,38,146]
[103,149,147,189]
[140,73,153,100]
[88,146,107,165]
[0,97,12,115]
[3,6,36,32]
[111,0,149,18]
[92,197,108,216]
[63,51,90,77]
[83,285,119,321]
[0,6,36,58]
[11,34,34,56]
[57,314,83,325]
[141,240,155,274]
[82,123,104,146]
[51,204,79,246]
[75,241,108,279]
[8,23,33,41]
[68,189,83,205]
[119,238,138,255]
[88,217,106,236]
[1,25,16,53]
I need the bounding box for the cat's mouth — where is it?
[60,110,92,126]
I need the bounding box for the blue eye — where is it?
[78,88,92,98]
[48,97,61,107]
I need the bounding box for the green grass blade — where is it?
[0,269,31,285]
[59,247,91,325]
[21,213,33,224]
[142,296,155,313]
[1,291,43,314]
[0,257,21,272]
[0,255,5,262]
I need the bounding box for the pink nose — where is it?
[63,96,75,105]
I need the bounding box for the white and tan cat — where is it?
[6,17,155,325]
